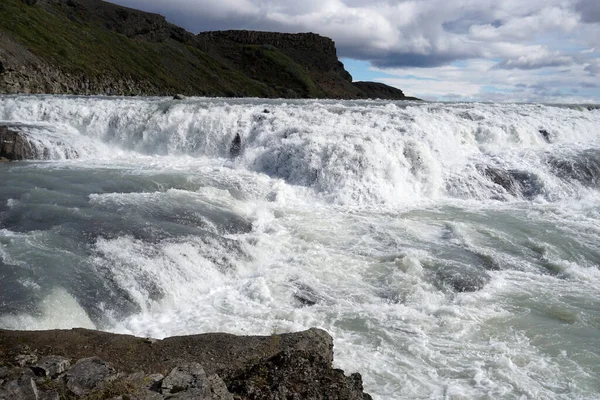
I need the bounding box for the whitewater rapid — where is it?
[0,95,599,399]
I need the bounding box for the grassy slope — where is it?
[0,0,282,96]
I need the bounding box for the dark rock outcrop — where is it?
[0,328,372,399]
[353,81,419,100]
[480,166,543,199]
[0,125,33,161]
[230,133,242,158]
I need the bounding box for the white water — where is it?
[1,95,599,399]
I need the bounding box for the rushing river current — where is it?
[1,95,599,399]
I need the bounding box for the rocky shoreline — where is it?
[0,328,372,399]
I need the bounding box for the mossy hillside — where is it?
[240,45,326,98]
[0,0,272,96]
[0,0,413,99]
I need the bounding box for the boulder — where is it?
[161,363,211,396]
[0,126,34,161]
[173,94,186,100]
[230,133,242,158]
[66,357,116,396]
[31,356,71,378]
[0,371,39,400]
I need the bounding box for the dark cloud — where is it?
[575,0,600,23]
[344,51,469,68]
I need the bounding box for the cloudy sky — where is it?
[111,0,600,103]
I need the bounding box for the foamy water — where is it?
[1,95,599,399]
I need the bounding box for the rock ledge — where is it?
[0,327,372,399]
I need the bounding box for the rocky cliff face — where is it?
[0,0,416,100]
[0,328,372,399]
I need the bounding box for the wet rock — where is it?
[31,356,70,378]
[230,133,242,158]
[262,109,270,113]
[480,167,543,199]
[173,94,186,100]
[539,129,551,143]
[293,283,320,307]
[0,371,39,400]
[547,150,600,187]
[436,267,490,293]
[66,357,116,396]
[161,363,211,396]
[0,126,34,161]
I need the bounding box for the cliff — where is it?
[0,327,372,399]
[0,0,416,99]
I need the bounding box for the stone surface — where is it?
[207,374,234,400]
[0,126,34,161]
[15,354,38,367]
[31,356,71,378]
[161,363,210,396]
[230,133,242,158]
[0,372,39,400]
[0,328,371,399]
[66,357,116,396]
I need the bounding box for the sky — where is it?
[110,0,600,103]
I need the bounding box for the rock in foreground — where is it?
[0,328,372,399]
[0,125,33,161]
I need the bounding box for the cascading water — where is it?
[1,95,599,399]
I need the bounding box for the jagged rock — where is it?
[0,371,39,400]
[227,349,372,400]
[539,129,551,142]
[66,357,116,396]
[161,363,211,396]
[0,126,33,161]
[31,356,70,378]
[207,375,233,400]
[230,133,242,158]
[15,354,38,367]
[0,328,372,399]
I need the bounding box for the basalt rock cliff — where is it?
[0,327,372,399]
[0,0,416,99]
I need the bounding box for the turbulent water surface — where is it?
[1,95,599,399]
